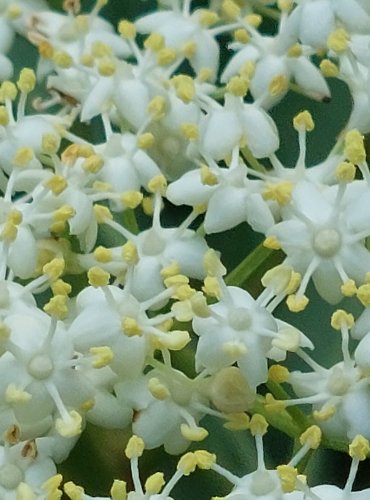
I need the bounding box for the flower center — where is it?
[28,353,54,380]
[141,229,166,256]
[327,366,354,396]
[312,228,341,258]
[0,464,24,490]
[228,308,252,331]
[250,470,276,496]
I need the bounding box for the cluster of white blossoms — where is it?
[1,0,370,498]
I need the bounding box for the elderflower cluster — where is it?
[1,0,370,498]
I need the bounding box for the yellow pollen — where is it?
[286,294,309,312]
[156,47,177,66]
[38,41,54,59]
[244,14,262,28]
[327,28,349,53]
[320,59,339,77]
[182,40,197,59]
[144,32,165,52]
[94,204,113,223]
[160,262,181,279]
[177,452,197,475]
[204,248,226,276]
[199,9,219,27]
[125,435,145,459]
[97,57,117,77]
[277,465,298,493]
[263,181,294,206]
[171,74,195,103]
[293,110,315,131]
[0,106,9,125]
[51,279,72,296]
[299,425,322,449]
[137,132,155,149]
[240,61,256,79]
[13,147,34,167]
[1,81,17,100]
[7,4,22,19]
[5,384,32,403]
[94,246,112,263]
[278,0,294,12]
[110,480,127,500]
[82,154,104,173]
[43,294,68,319]
[223,412,250,430]
[349,435,370,461]
[17,68,36,93]
[268,74,289,96]
[344,129,366,164]
[313,405,336,421]
[43,258,65,281]
[335,161,356,183]
[44,175,67,195]
[121,316,142,337]
[341,279,357,297]
[250,414,268,436]
[200,164,218,185]
[263,236,282,250]
[118,19,136,39]
[233,28,250,44]
[222,0,240,20]
[145,472,165,494]
[42,133,60,154]
[194,450,216,469]
[287,43,302,57]
[331,309,354,330]
[53,51,73,68]
[148,174,167,194]
[202,276,221,299]
[181,122,199,140]
[180,424,208,441]
[121,190,143,209]
[89,346,114,368]
[121,240,139,265]
[64,481,84,500]
[148,95,167,120]
[148,377,170,400]
[87,266,110,287]
[268,364,289,383]
[356,283,370,307]
[226,75,249,97]
[1,222,17,242]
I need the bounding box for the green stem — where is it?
[251,395,301,439]
[122,209,140,235]
[225,242,283,288]
[266,381,310,432]
[241,146,268,174]
[251,2,281,20]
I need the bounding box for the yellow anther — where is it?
[250,414,268,436]
[148,95,167,120]
[118,19,136,39]
[1,222,17,242]
[160,262,181,279]
[349,435,370,461]
[177,452,197,475]
[341,279,357,297]
[56,410,82,437]
[82,154,104,173]
[327,28,349,53]
[147,174,167,194]
[38,40,54,59]
[94,204,113,223]
[273,327,300,352]
[51,279,72,296]
[42,133,60,154]
[1,81,17,100]
[331,309,354,330]
[17,68,36,94]
[277,465,298,493]
[43,258,65,280]
[87,266,110,287]
[155,330,190,351]
[93,181,112,192]
[357,283,370,306]
[4,424,20,445]
[80,53,94,67]
[313,405,336,422]
[137,132,155,149]
[285,272,301,295]
[204,248,226,277]
[144,32,165,52]
[145,472,165,495]
[240,61,256,79]
[268,364,289,383]
[293,110,315,132]
[278,0,294,11]
[0,322,10,339]
[171,74,195,103]
[200,164,218,185]
[180,122,199,140]
[226,75,249,97]
[94,246,112,263]
[299,425,322,449]
[199,9,219,26]
[64,481,84,500]
[263,236,281,250]
[286,294,309,312]
[336,161,356,183]
[110,480,127,500]
[53,51,73,68]
[172,283,196,301]
[121,191,143,209]
[233,28,250,44]
[5,384,32,403]
[180,424,208,442]
[148,377,170,400]
[0,106,9,125]
[7,209,22,225]
[97,57,117,77]
[156,47,177,66]
[89,346,114,368]
[121,316,142,337]
[182,40,197,59]
[194,450,216,469]
[320,59,339,77]
[121,240,139,265]
[287,43,302,58]
[344,129,366,164]
[244,14,262,28]
[190,292,210,317]
[142,196,154,215]
[74,14,89,33]
[52,205,75,223]
[222,341,247,358]
[222,0,240,19]
[80,398,95,411]
[268,74,289,96]
[12,147,34,167]
[202,276,222,299]
[6,4,22,19]
[264,393,286,413]
[91,42,112,58]
[125,435,145,459]
[223,412,250,430]
[263,181,294,206]
[197,67,213,82]
[44,175,67,195]
[15,482,37,500]
[43,294,68,319]
[42,474,63,493]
